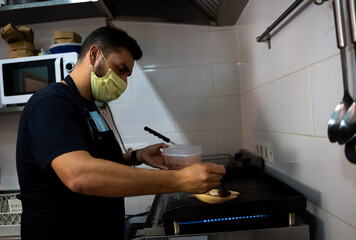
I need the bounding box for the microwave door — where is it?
[1,58,57,105]
[54,58,62,81]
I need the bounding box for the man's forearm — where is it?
[52,150,182,197]
[77,158,181,197]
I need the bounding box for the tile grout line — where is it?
[307,199,356,231]
[110,94,241,106]
[239,52,340,96]
[140,61,238,70]
[235,0,258,62]
[119,128,242,138]
[168,33,173,68]
[239,127,329,139]
[308,67,316,136]
[215,130,219,154]
[130,28,235,39]
[211,64,216,97]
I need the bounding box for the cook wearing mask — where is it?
[16,25,226,240]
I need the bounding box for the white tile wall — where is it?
[127,21,210,37]
[217,129,242,155]
[0,113,21,190]
[318,208,356,240]
[265,69,313,134]
[310,55,344,137]
[135,35,171,68]
[142,65,214,100]
[141,130,219,155]
[254,0,296,33]
[213,63,239,96]
[0,144,17,175]
[170,31,237,66]
[173,131,218,155]
[238,41,280,93]
[0,113,21,145]
[165,98,217,132]
[277,1,337,76]
[234,0,295,61]
[240,69,313,135]
[214,96,241,129]
[234,0,257,60]
[0,144,18,190]
[109,101,176,136]
[237,0,356,239]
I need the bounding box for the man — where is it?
[16,25,225,239]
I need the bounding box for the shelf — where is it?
[0,106,24,114]
[0,0,113,27]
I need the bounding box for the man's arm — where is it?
[51,150,225,198]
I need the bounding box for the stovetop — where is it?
[145,164,306,235]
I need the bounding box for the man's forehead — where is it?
[110,48,134,64]
[111,48,133,61]
[107,48,134,76]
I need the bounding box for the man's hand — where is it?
[137,143,169,169]
[176,163,226,194]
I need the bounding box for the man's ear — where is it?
[89,45,100,66]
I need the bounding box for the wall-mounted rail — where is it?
[256,0,328,49]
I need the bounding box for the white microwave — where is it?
[0,52,78,106]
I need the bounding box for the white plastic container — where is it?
[161,144,203,170]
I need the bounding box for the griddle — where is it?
[145,166,306,235]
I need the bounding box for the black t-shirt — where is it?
[16,78,125,239]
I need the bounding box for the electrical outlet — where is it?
[255,141,273,163]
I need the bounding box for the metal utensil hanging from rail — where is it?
[256,0,329,49]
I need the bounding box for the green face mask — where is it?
[90,49,128,103]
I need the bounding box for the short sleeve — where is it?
[27,95,89,170]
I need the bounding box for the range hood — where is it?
[105,0,249,26]
[0,0,248,27]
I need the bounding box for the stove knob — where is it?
[65,62,75,73]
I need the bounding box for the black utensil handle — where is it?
[334,0,347,49]
[345,136,356,164]
[347,0,356,43]
[334,0,350,91]
[144,126,171,143]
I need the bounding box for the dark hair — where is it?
[78,25,142,61]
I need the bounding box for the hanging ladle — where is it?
[328,0,354,143]
[342,0,356,164]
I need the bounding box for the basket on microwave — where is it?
[0,193,22,226]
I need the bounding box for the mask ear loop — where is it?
[99,49,110,70]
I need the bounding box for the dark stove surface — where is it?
[146,166,306,228]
